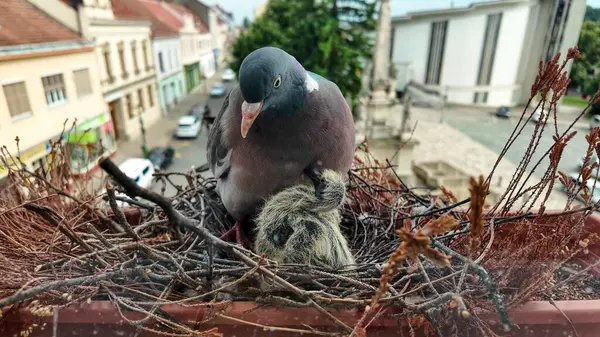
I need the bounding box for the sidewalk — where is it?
[407,118,570,210]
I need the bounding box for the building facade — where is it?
[43,0,162,141]
[0,0,117,180]
[164,2,213,92]
[153,37,185,112]
[391,0,586,107]
[173,0,231,71]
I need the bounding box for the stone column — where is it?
[366,0,395,140]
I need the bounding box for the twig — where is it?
[0,268,143,308]
[98,156,353,333]
[105,184,141,240]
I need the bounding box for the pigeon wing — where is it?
[207,87,234,180]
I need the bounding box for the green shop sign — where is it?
[66,112,108,145]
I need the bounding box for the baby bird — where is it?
[253,169,355,270]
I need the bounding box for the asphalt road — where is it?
[442,108,591,182]
[150,81,236,197]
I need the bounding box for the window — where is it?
[131,41,139,74]
[42,74,67,106]
[158,52,165,73]
[142,40,150,70]
[425,20,448,85]
[118,42,127,79]
[73,68,93,97]
[126,93,134,119]
[103,45,113,81]
[137,88,144,111]
[474,13,503,104]
[2,81,31,119]
[147,85,154,107]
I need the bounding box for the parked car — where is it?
[175,115,202,138]
[188,103,210,118]
[221,68,236,82]
[105,158,156,207]
[591,114,600,130]
[210,83,227,97]
[147,146,175,170]
[118,158,156,189]
[495,106,511,118]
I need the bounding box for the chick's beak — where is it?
[241,101,263,138]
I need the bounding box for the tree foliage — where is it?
[585,5,600,23]
[242,17,251,28]
[571,20,600,95]
[230,0,376,104]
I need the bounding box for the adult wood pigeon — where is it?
[206,46,356,247]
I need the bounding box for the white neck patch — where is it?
[305,72,319,93]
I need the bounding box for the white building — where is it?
[391,0,587,107]
[164,2,215,87]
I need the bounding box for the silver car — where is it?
[210,83,226,97]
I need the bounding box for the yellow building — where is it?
[0,0,117,182]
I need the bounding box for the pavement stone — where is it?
[408,118,569,210]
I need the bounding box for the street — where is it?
[150,80,235,197]
[448,112,589,181]
[108,70,235,198]
[419,104,591,181]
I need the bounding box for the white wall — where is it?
[200,53,216,78]
[391,2,532,107]
[440,14,487,103]
[487,6,530,106]
[391,21,430,87]
[152,38,182,80]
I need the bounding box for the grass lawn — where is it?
[562,95,590,108]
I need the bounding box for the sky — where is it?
[211,0,600,26]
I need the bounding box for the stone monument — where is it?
[365,0,395,140]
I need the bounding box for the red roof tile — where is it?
[0,0,83,47]
[111,0,180,38]
[163,2,209,33]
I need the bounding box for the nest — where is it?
[0,47,599,337]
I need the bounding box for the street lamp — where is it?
[138,105,149,157]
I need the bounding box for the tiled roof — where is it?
[163,2,209,33]
[111,0,179,38]
[0,0,83,47]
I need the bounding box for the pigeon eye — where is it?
[273,75,282,88]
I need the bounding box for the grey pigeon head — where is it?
[238,46,307,138]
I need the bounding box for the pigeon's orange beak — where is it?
[241,101,263,138]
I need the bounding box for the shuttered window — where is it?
[2,81,32,118]
[73,68,93,97]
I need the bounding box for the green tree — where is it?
[230,0,376,107]
[242,17,251,28]
[571,21,600,95]
[584,5,600,23]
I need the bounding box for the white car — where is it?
[175,115,202,138]
[221,68,236,82]
[106,158,156,207]
[591,115,600,130]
